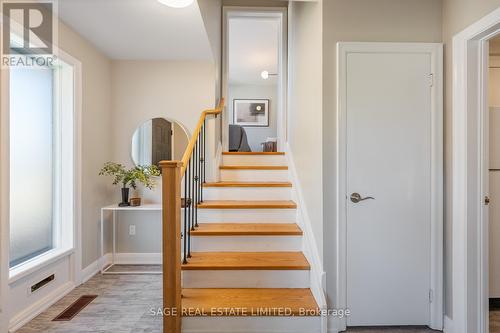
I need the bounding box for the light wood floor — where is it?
[492,310,500,333]
[18,272,444,333]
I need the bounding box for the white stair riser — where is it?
[220,169,289,182]
[222,155,287,166]
[182,316,321,333]
[182,270,309,288]
[191,236,302,252]
[203,187,292,200]
[198,208,297,223]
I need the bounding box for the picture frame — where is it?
[233,99,269,127]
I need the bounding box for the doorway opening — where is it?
[222,7,287,153]
[451,7,500,333]
[491,35,500,333]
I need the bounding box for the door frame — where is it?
[335,42,444,331]
[452,7,500,333]
[222,6,288,152]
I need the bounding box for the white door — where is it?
[345,50,434,326]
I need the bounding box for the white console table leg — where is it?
[112,211,116,266]
[100,208,104,274]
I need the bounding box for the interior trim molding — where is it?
[452,6,500,333]
[444,315,454,333]
[8,281,75,333]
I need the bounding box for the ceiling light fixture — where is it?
[261,70,278,80]
[157,0,195,8]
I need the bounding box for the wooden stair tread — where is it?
[222,152,285,155]
[182,252,310,270]
[203,181,292,188]
[191,223,303,236]
[198,200,297,209]
[182,288,319,316]
[220,165,288,170]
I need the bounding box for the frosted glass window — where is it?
[9,66,55,268]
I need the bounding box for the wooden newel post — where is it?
[160,160,183,333]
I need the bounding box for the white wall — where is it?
[228,84,278,151]
[56,21,114,270]
[288,0,324,266]
[109,60,215,253]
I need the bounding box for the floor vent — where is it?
[52,295,97,321]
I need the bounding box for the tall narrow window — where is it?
[9,66,55,268]
[9,55,75,271]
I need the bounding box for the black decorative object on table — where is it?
[119,188,130,207]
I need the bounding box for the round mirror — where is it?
[131,118,189,168]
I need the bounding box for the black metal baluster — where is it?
[191,148,196,231]
[194,141,199,228]
[183,168,188,264]
[198,131,202,205]
[187,158,192,258]
[202,120,206,186]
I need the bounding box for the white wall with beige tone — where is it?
[288,0,324,263]
[57,21,114,270]
[108,60,215,254]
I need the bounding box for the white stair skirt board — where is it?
[203,187,292,200]
[191,236,302,252]
[197,208,297,223]
[220,169,289,182]
[182,270,310,288]
[222,154,287,166]
[182,316,322,333]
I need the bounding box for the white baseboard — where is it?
[111,252,161,265]
[444,315,453,332]
[81,257,105,283]
[285,143,327,333]
[81,252,162,282]
[9,281,75,333]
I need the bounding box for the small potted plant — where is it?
[99,162,161,206]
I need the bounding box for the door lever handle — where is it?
[350,192,375,203]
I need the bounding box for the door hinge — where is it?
[429,289,434,303]
[429,74,434,87]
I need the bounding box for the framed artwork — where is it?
[233,99,269,127]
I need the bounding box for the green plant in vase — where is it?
[99,162,161,206]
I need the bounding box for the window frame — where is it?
[5,44,82,285]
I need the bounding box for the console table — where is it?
[100,204,162,275]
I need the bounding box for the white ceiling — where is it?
[228,17,279,86]
[58,0,212,60]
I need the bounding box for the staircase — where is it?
[181,151,321,332]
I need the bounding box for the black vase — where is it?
[119,187,130,207]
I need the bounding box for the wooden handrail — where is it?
[180,98,224,175]
[160,98,224,333]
